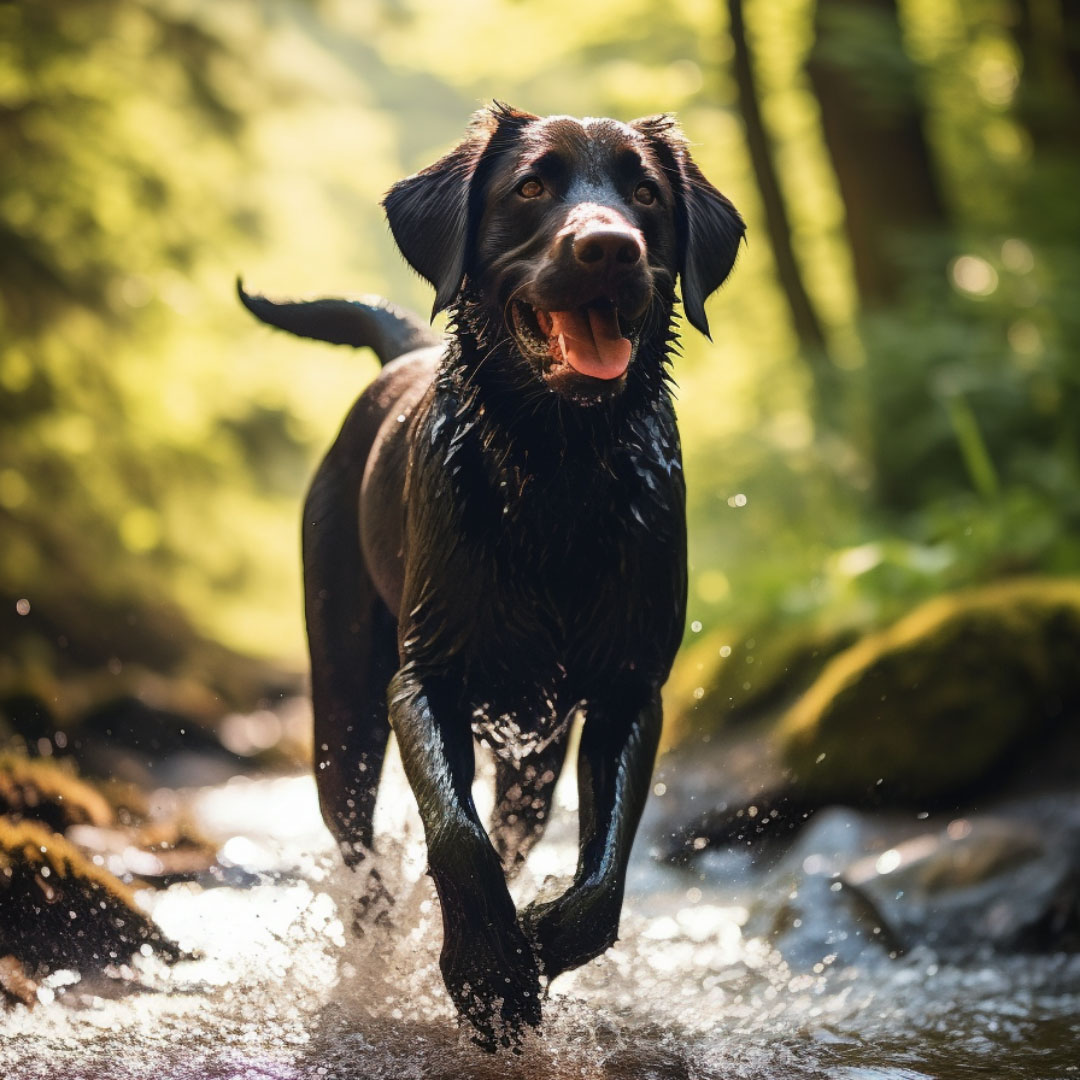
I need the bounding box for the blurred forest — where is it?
[3,0,1080,732]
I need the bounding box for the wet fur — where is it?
[240,104,744,1050]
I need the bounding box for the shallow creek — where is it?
[2,738,1078,1080]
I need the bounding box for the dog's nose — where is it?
[572,227,643,269]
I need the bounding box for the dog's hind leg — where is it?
[489,733,571,878]
[303,403,397,873]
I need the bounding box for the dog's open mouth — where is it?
[512,300,634,383]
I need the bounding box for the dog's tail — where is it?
[236,278,440,366]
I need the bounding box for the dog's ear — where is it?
[630,115,745,339]
[383,103,537,320]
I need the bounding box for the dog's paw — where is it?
[441,919,542,1052]
[520,884,620,982]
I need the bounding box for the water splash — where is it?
[2,747,1078,1079]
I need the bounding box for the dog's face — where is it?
[384,105,744,402]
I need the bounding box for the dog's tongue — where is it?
[549,306,631,380]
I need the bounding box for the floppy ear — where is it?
[383,103,537,319]
[631,115,745,339]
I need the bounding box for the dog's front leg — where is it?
[388,666,541,1048]
[521,683,662,981]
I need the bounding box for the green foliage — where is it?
[1,0,1078,724]
[1,0,263,674]
[0,0,391,673]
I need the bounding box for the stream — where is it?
[1,736,1077,1080]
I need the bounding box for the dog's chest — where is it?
[405,394,687,688]
[460,452,684,679]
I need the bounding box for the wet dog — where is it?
[239,104,744,1049]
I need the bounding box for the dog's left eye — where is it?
[634,182,658,206]
[518,178,544,198]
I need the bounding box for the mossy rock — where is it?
[667,622,855,738]
[0,954,37,1007]
[779,578,1080,803]
[0,689,59,751]
[0,753,114,833]
[0,586,297,716]
[0,819,183,975]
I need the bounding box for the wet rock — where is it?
[0,581,298,721]
[0,751,219,882]
[778,578,1080,803]
[72,695,249,787]
[0,752,114,832]
[0,818,183,975]
[739,808,909,968]
[68,816,220,885]
[645,723,804,868]
[216,695,314,769]
[0,693,59,755]
[726,798,1080,965]
[1,665,305,790]
[843,811,1080,954]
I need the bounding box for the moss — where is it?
[0,819,183,974]
[779,578,1080,803]
[96,777,151,822]
[130,817,220,881]
[667,622,854,739]
[0,954,37,1008]
[0,753,114,832]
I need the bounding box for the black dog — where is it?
[239,104,743,1048]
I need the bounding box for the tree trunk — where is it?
[1013,0,1080,156]
[727,0,829,360]
[806,0,947,306]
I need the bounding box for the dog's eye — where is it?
[518,178,544,198]
[634,182,657,206]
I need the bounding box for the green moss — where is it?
[667,623,854,739]
[779,578,1080,802]
[0,753,114,833]
[0,819,182,974]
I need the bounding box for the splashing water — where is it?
[2,741,1078,1080]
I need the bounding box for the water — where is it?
[2,742,1078,1079]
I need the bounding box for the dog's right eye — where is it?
[634,182,658,206]
[518,178,544,198]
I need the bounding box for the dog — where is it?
[239,103,744,1049]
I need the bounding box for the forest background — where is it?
[3,0,1079,743]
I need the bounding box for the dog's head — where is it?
[384,104,744,402]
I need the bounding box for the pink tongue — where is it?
[548,307,631,380]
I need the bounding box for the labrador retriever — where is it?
[239,103,744,1049]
